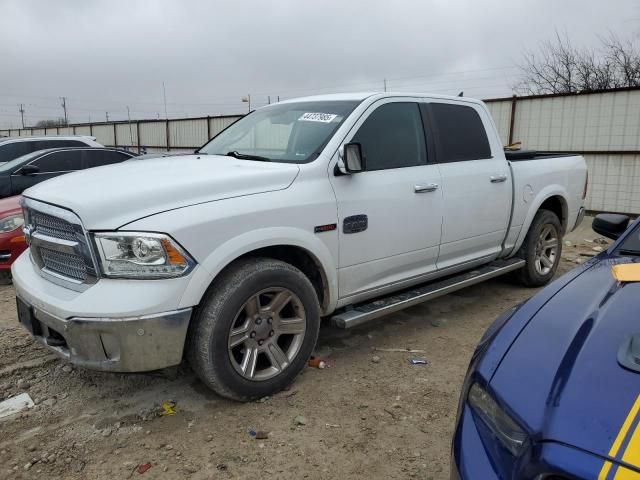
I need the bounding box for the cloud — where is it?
[0,0,638,126]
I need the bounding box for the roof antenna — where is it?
[457,91,464,97]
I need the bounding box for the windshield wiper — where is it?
[225,151,271,162]
[618,249,640,256]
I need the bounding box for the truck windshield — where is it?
[198,100,360,163]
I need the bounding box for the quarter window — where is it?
[427,103,491,162]
[84,150,131,168]
[351,102,427,171]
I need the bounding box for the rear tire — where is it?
[187,258,320,402]
[515,209,563,287]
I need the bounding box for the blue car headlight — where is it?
[468,382,529,457]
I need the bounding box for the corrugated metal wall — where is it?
[484,88,640,214]
[2,90,639,213]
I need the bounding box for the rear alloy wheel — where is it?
[533,224,559,277]
[516,209,563,287]
[188,258,320,401]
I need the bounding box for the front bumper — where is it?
[452,403,616,479]
[11,249,197,372]
[17,296,192,372]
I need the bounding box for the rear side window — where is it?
[0,142,32,163]
[84,150,131,168]
[33,140,87,150]
[32,151,84,172]
[351,102,427,171]
[427,103,491,162]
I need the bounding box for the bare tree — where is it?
[34,118,68,128]
[516,32,640,94]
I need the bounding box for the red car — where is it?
[0,196,26,280]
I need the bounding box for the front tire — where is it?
[187,258,320,402]
[516,209,563,287]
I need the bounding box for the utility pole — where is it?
[162,82,168,119]
[105,112,109,122]
[18,104,25,128]
[126,106,134,145]
[241,94,251,113]
[60,97,68,125]
[383,79,387,92]
[268,95,271,105]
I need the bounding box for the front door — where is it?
[329,99,443,300]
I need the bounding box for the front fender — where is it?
[177,226,339,314]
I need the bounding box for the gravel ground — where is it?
[0,224,607,479]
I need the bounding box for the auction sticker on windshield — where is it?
[299,112,338,123]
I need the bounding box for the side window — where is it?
[33,140,86,150]
[84,150,131,168]
[427,103,491,162]
[0,142,32,162]
[32,151,84,173]
[351,102,426,171]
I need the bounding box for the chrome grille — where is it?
[31,211,78,241]
[40,247,87,281]
[23,199,98,290]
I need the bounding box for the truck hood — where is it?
[491,256,640,470]
[23,155,300,229]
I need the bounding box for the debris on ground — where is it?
[371,355,381,363]
[408,358,428,365]
[160,401,176,416]
[374,348,426,353]
[0,392,34,419]
[308,358,329,369]
[294,415,308,426]
[137,463,152,474]
[325,423,341,428]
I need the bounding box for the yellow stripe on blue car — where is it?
[599,394,640,479]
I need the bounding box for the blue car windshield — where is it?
[618,223,640,254]
[197,100,360,163]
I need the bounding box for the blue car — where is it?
[452,213,640,479]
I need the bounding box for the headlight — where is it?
[0,214,24,233]
[468,382,529,456]
[93,232,195,279]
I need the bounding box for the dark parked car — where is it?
[0,147,136,198]
[0,136,102,164]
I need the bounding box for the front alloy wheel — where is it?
[187,258,320,401]
[228,288,306,381]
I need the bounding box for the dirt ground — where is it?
[0,225,608,480]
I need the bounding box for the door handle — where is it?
[414,183,439,193]
[490,174,508,183]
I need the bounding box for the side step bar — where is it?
[331,258,525,329]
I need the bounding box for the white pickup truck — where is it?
[12,93,587,401]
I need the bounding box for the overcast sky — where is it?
[1,0,639,127]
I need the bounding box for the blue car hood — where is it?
[492,256,640,466]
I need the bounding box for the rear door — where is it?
[330,99,443,300]
[424,101,511,270]
[10,150,84,194]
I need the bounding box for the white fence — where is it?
[484,87,640,215]
[2,88,640,214]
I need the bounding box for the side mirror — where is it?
[592,213,631,240]
[20,164,40,176]
[341,143,365,174]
